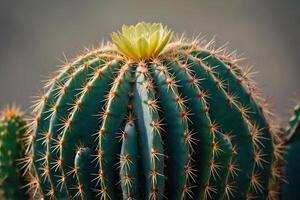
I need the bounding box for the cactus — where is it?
[26,22,284,200]
[0,105,29,200]
[282,103,300,200]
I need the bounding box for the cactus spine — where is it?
[0,105,29,200]
[26,22,283,200]
[282,103,300,200]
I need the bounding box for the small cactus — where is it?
[282,103,300,200]
[0,105,29,200]
[26,22,284,200]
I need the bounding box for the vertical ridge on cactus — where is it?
[26,22,284,200]
[0,105,29,200]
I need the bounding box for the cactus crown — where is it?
[111,22,173,60]
[1,105,22,119]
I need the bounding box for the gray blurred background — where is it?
[0,0,299,123]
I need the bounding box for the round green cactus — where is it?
[26,22,284,200]
[282,103,300,200]
[0,106,29,200]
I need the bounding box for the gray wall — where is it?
[0,0,299,123]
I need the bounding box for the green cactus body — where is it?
[0,106,29,200]
[282,104,300,200]
[27,22,283,200]
[119,120,140,200]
